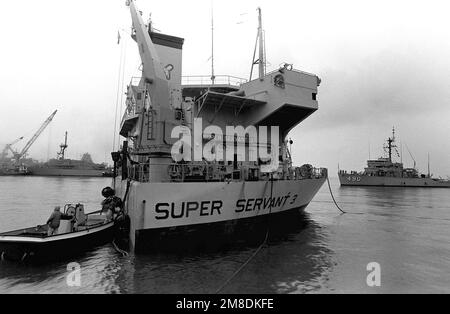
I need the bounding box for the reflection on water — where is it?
[1,176,450,293]
[114,212,334,294]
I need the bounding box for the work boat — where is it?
[0,205,115,262]
[112,1,327,252]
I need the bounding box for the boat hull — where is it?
[339,173,450,188]
[0,222,115,262]
[114,178,326,252]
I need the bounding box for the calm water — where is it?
[0,176,449,294]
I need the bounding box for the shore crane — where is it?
[13,110,57,164]
[1,137,24,160]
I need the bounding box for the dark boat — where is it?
[0,205,115,262]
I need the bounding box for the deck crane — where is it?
[13,110,57,164]
[1,137,24,160]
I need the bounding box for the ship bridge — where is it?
[239,68,321,138]
[184,67,321,138]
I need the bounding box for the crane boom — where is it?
[15,110,57,162]
[404,143,417,169]
[127,0,167,84]
[1,136,24,159]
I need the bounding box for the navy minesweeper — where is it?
[339,128,450,188]
[111,0,327,252]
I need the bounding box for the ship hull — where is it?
[28,167,106,177]
[134,205,309,252]
[114,178,326,252]
[339,173,450,188]
[0,171,29,176]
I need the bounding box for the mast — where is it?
[250,7,266,81]
[386,127,396,162]
[58,131,68,160]
[428,153,430,178]
[257,7,265,80]
[211,0,215,85]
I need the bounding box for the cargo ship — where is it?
[29,132,111,177]
[339,128,450,188]
[110,1,327,252]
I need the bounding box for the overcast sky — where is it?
[0,0,449,177]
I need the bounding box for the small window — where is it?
[312,93,317,101]
[137,93,142,101]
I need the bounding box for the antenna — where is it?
[210,0,216,85]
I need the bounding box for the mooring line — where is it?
[112,238,129,257]
[326,177,367,215]
[215,175,274,294]
[327,176,346,214]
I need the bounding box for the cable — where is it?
[117,37,128,150]
[327,176,346,214]
[215,175,274,294]
[112,34,125,152]
[112,238,129,257]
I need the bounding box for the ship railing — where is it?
[182,75,248,87]
[127,161,328,183]
[266,66,318,79]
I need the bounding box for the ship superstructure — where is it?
[29,132,110,177]
[113,1,327,251]
[339,128,450,188]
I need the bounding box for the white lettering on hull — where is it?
[126,179,325,230]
